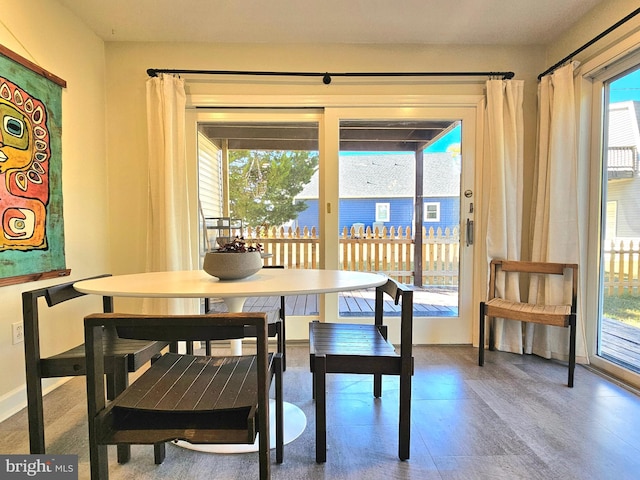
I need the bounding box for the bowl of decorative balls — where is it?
[203,237,264,280]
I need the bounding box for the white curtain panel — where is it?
[526,63,588,363]
[144,74,198,314]
[483,79,525,353]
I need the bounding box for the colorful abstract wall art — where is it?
[0,45,68,286]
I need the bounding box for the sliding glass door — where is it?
[323,107,476,343]
[188,102,481,344]
[598,65,640,373]
[335,120,462,320]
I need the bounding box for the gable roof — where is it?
[296,152,460,199]
[609,101,640,149]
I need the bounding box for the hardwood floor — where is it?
[3,344,640,479]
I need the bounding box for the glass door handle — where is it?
[466,219,474,246]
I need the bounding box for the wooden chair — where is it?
[204,265,287,370]
[22,275,169,463]
[309,278,413,463]
[478,260,578,387]
[84,312,283,480]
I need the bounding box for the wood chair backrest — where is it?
[22,274,113,364]
[88,312,269,342]
[374,277,413,360]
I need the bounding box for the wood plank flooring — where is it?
[3,345,640,479]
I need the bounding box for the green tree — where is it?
[228,150,318,228]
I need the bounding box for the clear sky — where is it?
[610,68,640,103]
[426,127,460,153]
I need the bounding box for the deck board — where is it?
[600,316,640,372]
[206,287,457,317]
[205,288,640,371]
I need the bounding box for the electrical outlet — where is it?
[12,322,24,345]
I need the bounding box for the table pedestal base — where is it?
[172,400,306,454]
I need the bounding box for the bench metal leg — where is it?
[147,354,167,463]
[113,356,131,464]
[478,302,485,366]
[26,375,45,454]
[153,443,166,464]
[274,353,284,464]
[568,315,576,388]
[398,371,411,460]
[314,354,327,463]
[374,373,382,398]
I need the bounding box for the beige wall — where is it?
[1,0,639,421]
[546,0,640,69]
[0,0,109,419]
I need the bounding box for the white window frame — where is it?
[375,202,390,222]
[424,202,440,222]
[581,31,640,389]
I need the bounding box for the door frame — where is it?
[580,32,640,388]
[322,106,479,344]
[186,93,486,345]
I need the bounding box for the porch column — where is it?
[414,148,424,287]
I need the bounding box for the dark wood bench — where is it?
[309,278,413,463]
[85,312,283,480]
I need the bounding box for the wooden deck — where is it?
[229,287,459,318]
[600,316,640,373]
[214,290,640,371]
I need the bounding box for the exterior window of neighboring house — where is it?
[424,202,440,222]
[375,203,390,222]
[605,200,617,240]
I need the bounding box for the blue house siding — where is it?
[431,196,460,232]
[294,200,318,230]
[294,197,459,234]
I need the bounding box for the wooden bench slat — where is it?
[175,358,230,411]
[114,353,263,412]
[201,356,256,411]
[114,354,191,410]
[310,323,398,359]
[156,356,221,411]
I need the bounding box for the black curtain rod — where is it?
[538,6,640,80]
[146,68,514,84]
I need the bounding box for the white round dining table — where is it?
[74,268,385,302]
[74,268,387,454]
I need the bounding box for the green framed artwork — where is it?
[0,44,69,286]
